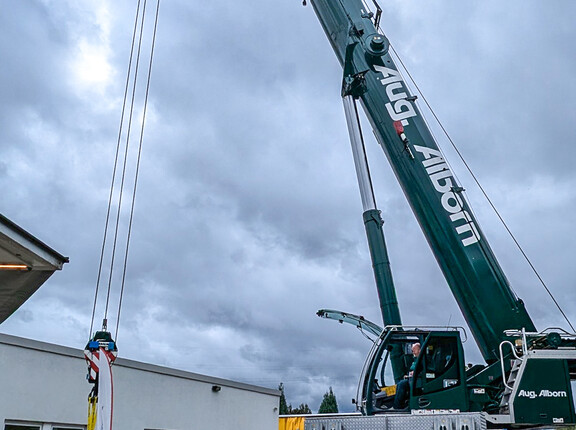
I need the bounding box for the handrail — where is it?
[359,0,382,30]
[504,327,576,338]
[499,340,522,390]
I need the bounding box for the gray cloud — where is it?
[1,0,575,412]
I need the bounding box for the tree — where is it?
[318,387,338,414]
[279,383,290,415]
[291,403,312,414]
[278,382,312,415]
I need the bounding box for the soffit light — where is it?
[0,264,30,270]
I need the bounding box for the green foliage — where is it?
[278,382,312,415]
[291,403,312,414]
[279,383,290,415]
[318,387,338,414]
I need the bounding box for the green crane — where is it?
[307,0,576,426]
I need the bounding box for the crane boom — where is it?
[309,0,535,363]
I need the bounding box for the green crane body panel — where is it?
[309,0,536,363]
[512,358,575,425]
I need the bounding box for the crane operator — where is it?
[394,342,421,409]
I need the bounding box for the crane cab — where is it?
[359,327,469,414]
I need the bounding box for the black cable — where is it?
[115,0,161,342]
[90,0,142,339]
[103,0,149,327]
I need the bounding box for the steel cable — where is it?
[89,0,143,338]
[115,0,161,342]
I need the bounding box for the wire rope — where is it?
[89,0,161,338]
[89,0,142,338]
[386,39,575,332]
[115,0,161,342]
[102,0,149,330]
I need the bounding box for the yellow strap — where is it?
[88,396,98,430]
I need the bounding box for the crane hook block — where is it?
[85,330,118,352]
[84,331,118,384]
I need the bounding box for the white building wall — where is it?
[0,336,87,426]
[0,334,279,430]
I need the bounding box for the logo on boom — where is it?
[373,64,480,247]
[413,146,480,247]
[374,65,417,127]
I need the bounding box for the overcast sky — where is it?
[1,0,576,413]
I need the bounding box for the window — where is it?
[412,335,461,395]
[5,426,41,430]
[5,423,84,430]
[53,428,84,430]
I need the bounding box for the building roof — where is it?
[0,332,280,397]
[0,214,69,324]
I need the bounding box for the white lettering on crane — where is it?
[373,64,479,247]
[373,65,417,127]
[518,389,568,399]
[413,145,480,247]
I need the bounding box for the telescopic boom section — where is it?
[309,0,536,363]
[342,94,402,329]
